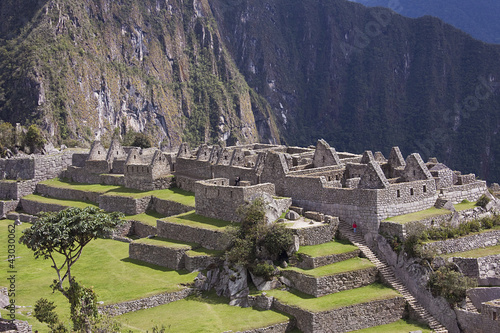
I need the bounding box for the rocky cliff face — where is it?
[0,0,279,147]
[1,0,500,182]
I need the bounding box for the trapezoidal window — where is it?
[397,189,400,198]
[423,185,427,193]
[410,188,414,195]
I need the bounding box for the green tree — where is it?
[428,265,477,306]
[19,206,123,332]
[24,124,46,153]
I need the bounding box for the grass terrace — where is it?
[39,178,122,193]
[0,220,197,330]
[22,194,98,209]
[104,187,195,206]
[351,319,431,333]
[266,283,400,312]
[117,291,291,332]
[125,211,164,226]
[441,244,500,259]
[297,239,358,258]
[384,201,478,224]
[162,211,233,231]
[135,236,195,249]
[285,257,374,277]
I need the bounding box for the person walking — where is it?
[352,222,357,233]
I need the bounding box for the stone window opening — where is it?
[98,151,100,155]
[397,189,400,198]
[322,156,325,163]
[230,190,233,198]
[410,188,414,195]
[134,155,136,159]
[493,312,497,321]
[413,170,416,176]
[217,189,220,196]
[225,155,228,160]
[423,185,427,193]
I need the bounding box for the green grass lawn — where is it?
[125,211,164,226]
[135,237,195,249]
[22,194,98,209]
[39,178,122,193]
[266,283,400,312]
[442,244,500,259]
[384,207,451,224]
[105,187,195,206]
[117,291,291,332]
[350,319,431,333]
[297,239,358,257]
[455,201,477,211]
[0,220,197,330]
[284,258,374,277]
[163,211,233,231]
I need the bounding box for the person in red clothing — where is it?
[352,222,357,233]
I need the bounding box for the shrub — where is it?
[251,263,276,280]
[225,238,254,267]
[476,194,490,208]
[480,217,494,229]
[428,265,477,306]
[24,124,46,152]
[262,223,294,258]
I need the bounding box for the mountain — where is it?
[349,0,500,44]
[1,0,500,183]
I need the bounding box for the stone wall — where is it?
[439,181,488,204]
[157,219,230,251]
[292,222,338,246]
[453,255,500,285]
[423,230,500,255]
[100,288,193,316]
[296,249,361,269]
[0,180,36,200]
[175,175,201,192]
[238,321,294,333]
[36,183,101,203]
[195,179,276,222]
[281,267,378,297]
[20,198,73,215]
[130,221,157,238]
[129,242,187,270]
[272,296,405,333]
[72,153,88,167]
[98,195,152,215]
[0,199,19,217]
[184,254,223,273]
[455,307,500,333]
[151,197,193,217]
[65,166,125,186]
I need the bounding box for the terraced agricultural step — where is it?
[293,240,361,269]
[129,236,222,271]
[337,222,448,333]
[20,194,97,214]
[267,284,405,333]
[157,211,232,250]
[282,257,378,297]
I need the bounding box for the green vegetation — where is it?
[24,124,46,153]
[350,319,431,333]
[0,219,197,330]
[224,198,294,278]
[266,283,400,312]
[135,237,194,250]
[104,187,195,207]
[297,240,358,258]
[428,264,477,306]
[122,130,153,148]
[383,207,450,224]
[125,211,164,226]
[455,200,477,211]
[40,178,122,194]
[285,258,375,278]
[117,291,290,332]
[476,194,491,208]
[22,194,98,209]
[164,211,232,230]
[441,244,500,259]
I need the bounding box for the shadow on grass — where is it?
[120,258,192,275]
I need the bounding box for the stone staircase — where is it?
[337,221,448,333]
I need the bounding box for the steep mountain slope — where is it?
[210,0,500,182]
[0,0,279,147]
[349,0,500,44]
[1,0,500,183]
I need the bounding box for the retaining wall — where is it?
[296,250,361,269]
[440,182,488,204]
[272,296,405,333]
[0,200,19,217]
[151,197,193,217]
[423,230,500,255]
[281,267,378,297]
[130,221,157,238]
[453,255,500,285]
[20,198,76,215]
[0,180,37,200]
[99,195,152,215]
[36,183,101,203]
[99,288,193,316]
[292,222,338,246]
[129,242,187,270]
[184,254,223,272]
[157,219,230,251]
